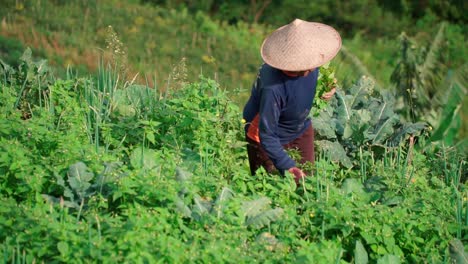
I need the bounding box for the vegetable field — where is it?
[0,50,466,263]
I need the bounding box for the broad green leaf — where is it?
[67,162,94,199]
[193,195,212,214]
[130,147,159,172]
[175,167,192,182]
[367,91,395,127]
[377,255,400,264]
[449,239,468,264]
[57,241,69,256]
[175,198,192,218]
[41,194,78,209]
[388,122,426,147]
[192,195,212,221]
[335,90,351,122]
[382,196,403,206]
[335,77,374,132]
[343,123,353,139]
[68,162,94,184]
[356,109,372,124]
[313,109,337,139]
[241,197,271,218]
[315,140,353,168]
[366,114,399,145]
[355,240,368,264]
[113,84,154,116]
[212,187,234,218]
[246,208,283,228]
[95,161,123,186]
[341,178,365,195]
[431,78,466,145]
[146,131,156,144]
[348,109,371,143]
[256,232,283,251]
[63,188,75,200]
[20,48,32,65]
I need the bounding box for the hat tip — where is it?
[292,18,304,26]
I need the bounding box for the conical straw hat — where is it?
[261,19,342,71]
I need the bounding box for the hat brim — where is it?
[261,20,342,71]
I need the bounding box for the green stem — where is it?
[77,198,84,221]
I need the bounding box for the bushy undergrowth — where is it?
[0,55,466,263]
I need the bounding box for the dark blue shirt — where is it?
[243,64,318,171]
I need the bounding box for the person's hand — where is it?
[320,78,337,101]
[320,87,336,101]
[288,167,305,184]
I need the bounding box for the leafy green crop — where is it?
[0,53,465,263]
[314,76,427,168]
[312,63,337,117]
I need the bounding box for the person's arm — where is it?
[258,88,296,172]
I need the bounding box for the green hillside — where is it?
[1,0,465,103]
[1,0,266,100]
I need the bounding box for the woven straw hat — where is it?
[261,19,342,71]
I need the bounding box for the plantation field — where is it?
[1,0,467,263]
[0,0,466,103]
[0,49,466,263]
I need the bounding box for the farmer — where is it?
[243,18,341,183]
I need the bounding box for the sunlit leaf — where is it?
[355,240,368,264]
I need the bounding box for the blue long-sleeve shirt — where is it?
[243,64,318,171]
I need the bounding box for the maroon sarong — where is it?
[246,125,315,175]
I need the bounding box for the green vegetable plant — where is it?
[313,75,427,168]
[312,62,337,117]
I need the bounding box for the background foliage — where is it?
[0,0,467,262]
[1,0,466,141]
